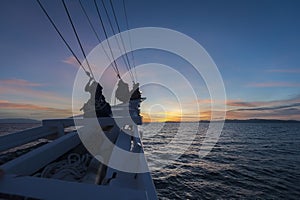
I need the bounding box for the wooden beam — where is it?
[0,175,148,200]
[42,118,75,127]
[1,132,80,176]
[0,126,57,152]
[42,116,142,128]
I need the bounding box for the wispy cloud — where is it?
[192,99,227,105]
[0,101,70,112]
[175,95,300,121]
[247,82,300,87]
[227,100,257,107]
[184,95,300,121]
[227,108,300,120]
[0,100,9,104]
[232,103,300,112]
[228,94,299,107]
[63,56,80,68]
[0,78,70,105]
[226,95,300,120]
[0,100,72,119]
[0,79,43,87]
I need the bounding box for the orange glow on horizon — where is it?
[141,110,212,122]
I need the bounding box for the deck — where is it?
[0,112,157,199]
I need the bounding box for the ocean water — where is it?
[141,122,300,199]
[0,123,40,136]
[1,122,300,199]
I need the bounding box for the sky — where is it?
[0,0,300,121]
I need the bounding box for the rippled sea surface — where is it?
[141,122,300,199]
[0,123,40,136]
[1,122,300,199]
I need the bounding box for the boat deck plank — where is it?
[1,132,80,176]
[0,126,57,152]
[0,175,148,200]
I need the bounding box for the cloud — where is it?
[0,101,70,112]
[0,78,83,119]
[154,94,300,121]
[232,103,300,112]
[272,108,300,115]
[227,108,300,120]
[226,96,300,120]
[226,100,257,107]
[225,94,300,120]
[0,100,9,103]
[247,82,300,87]
[226,96,300,108]
[63,56,80,68]
[0,79,43,87]
[0,100,73,119]
[192,99,227,105]
[0,78,70,105]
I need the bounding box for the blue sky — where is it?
[0,0,299,120]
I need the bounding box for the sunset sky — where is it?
[0,0,300,121]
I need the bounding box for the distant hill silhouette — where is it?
[199,119,300,123]
[165,119,300,123]
[0,118,41,124]
[1,118,298,124]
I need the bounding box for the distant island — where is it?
[1,118,299,124]
[0,118,41,124]
[165,119,300,123]
[222,119,300,123]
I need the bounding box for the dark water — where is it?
[142,123,300,199]
[0,123,40,136]
[1,123,300,199]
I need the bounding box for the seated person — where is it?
[130,83,141,100]
[81,75,112,118]
[115,79,130,103]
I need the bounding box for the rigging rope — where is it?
[94,0,121,79]
[100,0,135,82]
[36,0,91,76]
[122,0,138,82]
[78,0,119,78]
[109,0,135,83]
[37,0,136,82]
[62,0,95,80]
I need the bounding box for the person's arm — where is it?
[85,77,93,92]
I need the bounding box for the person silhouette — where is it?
[130,82,141,100]
[115,79,130,103]
[81,73,112,117]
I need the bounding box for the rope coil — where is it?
[38,153,92,181]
